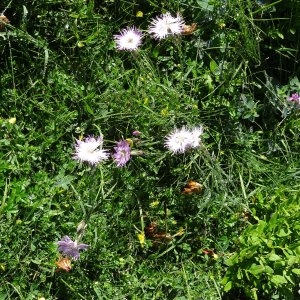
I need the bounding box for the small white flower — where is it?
[114,26,143,51]
[148,12,184,40]
[164,126,204,154]
[73,136,109,165]
[190,126,204,148]
[164,127,193,154]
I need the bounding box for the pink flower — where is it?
[132,130,141,136]
[113,140,131,167]
[288,93,300,104]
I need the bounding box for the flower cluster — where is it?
[164,126,204,154]
[73,135,135,167]
[288,92,300,105]
[113,12,187,51]
[59,38,205,267]
[73,126,204,168]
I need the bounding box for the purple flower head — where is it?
[57,235,89,261]
[132,130,141,136]
[288,93,300,104]
[113,140,131,167]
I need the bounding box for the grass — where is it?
[0,0,300,299]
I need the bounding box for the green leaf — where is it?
[276,32,284,39]
[53,175,75,190]
[274,260,286,268]
[209,60,218,73]
[224,281,232,292]
[31,259,41,265]
[270,275,287,285]
[240,245,259,259]
[292,268,300,275]
[225,253,239,266]
[197,0,214,11]
[265,266,274,275]
[288,256,298,266]
[277,228,291,237]
[248,264,265,276]
[221,275,229,285]
[84,103,95,115]
[237,268,243,279]
[253,290,258,300]
[152,47,159,58]
[269,253,281,261]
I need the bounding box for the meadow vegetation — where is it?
[0,0,300,299]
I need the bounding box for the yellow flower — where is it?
[8,117,16,124]
[136,11,143,17]
[150,200,160,207]
[137,232,145,247]
[126,138,133,148]
[219,22,226,29]
[161,107,169,116]
[0,263,6,271]
[177,227,185,236]
[77,41,85,48]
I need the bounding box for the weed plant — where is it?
[0,0,300,299]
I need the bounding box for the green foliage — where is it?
[0,0,300,298]
[222,190,300,299]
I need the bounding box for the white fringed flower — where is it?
[114,26,143,51]
[164,126,204,154]
[148,12,184,40]
[73,136,109,165]
[164,127,193,154]
[190,126,204,148]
